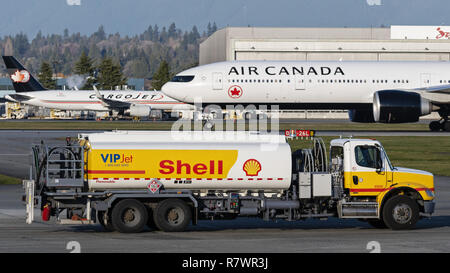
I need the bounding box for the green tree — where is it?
[73,51,96,89]
[96,57,127,90]
[168,23,177,38]
[152,60,170,90]
[38,61,56,89]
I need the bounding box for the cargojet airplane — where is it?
[2,56,193,117]
[161,61,450,131]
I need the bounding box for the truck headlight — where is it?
[425,189,435,198]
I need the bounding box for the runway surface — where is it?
[0,130,448,179]
[0,175,449,253]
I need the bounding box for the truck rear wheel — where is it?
[111,199,148,233]
[153,199,191,232]
[382,195,419,230]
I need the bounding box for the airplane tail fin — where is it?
[2,56,46,92]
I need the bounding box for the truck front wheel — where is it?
[154,199,192,232]
[111,199,148,233]
[382,195,419,230]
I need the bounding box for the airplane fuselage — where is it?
[6,90,193,111]
[161,61,450,109]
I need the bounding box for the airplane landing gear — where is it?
[429,118,449,132]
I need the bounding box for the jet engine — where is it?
[373,90,432,123]
[348,109,375,123]
[127,104,151,117]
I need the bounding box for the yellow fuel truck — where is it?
[24,131,435,232]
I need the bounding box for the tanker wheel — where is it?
[153,199,191,232]
[382,195,419,230]
[111,199,148,233]
[367,219,387,229]
[97,210,115,232]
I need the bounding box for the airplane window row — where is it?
[227,78,411,84]
[439,80,450,84]
[317,79,410,84]
[229,79,289,83]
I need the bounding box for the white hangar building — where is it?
[200,26,450,64]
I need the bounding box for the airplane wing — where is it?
[93,86,133,109]
[419,84,450,94]
[401,85,450,104]
[5,93,32,102]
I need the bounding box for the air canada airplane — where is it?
[2,56,193,117]
[161,61,450,131]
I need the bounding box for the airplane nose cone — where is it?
[161,82,182,101]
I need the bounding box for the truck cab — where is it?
[330,138,435,229]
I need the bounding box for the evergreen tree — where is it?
[168,23,177,38]
[14,33,29,55]
[74,51,96,89]
[152,24,160,42]
[93,25,106,40]
[38,61,56,89]
[96,57,127,90]
[159,27,168,43]
[207,22,212,36]
[152,60,170,90]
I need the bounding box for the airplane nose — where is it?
[161,82,183,101]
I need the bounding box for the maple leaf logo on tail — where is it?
[228,85,243,98]
[11,70,24,82]
[11,70,30,83]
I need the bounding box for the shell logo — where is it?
[11,70,30,83]
[243,159,261,176]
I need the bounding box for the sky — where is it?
[2,0,450,38]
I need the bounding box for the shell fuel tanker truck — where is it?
[23,131,435,232]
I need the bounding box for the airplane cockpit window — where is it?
[171,75,195,82]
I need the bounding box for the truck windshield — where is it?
[354,146,380,169]
[171,75,195,82]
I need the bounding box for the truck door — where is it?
[212,72,223,90]
[349,143,387,196]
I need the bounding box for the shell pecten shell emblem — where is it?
[243,159,261,176]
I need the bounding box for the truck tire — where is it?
[382,195,419,230]
[367,219,387,229]
[97,210,115,232]
[153,199,192,232]
[111,199,148,233]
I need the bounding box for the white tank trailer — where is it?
[23,131,435,232]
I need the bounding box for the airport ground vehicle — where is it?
[24,131,435,232]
